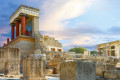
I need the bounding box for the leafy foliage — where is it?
[68,47,87,54]
[90,50,98,55]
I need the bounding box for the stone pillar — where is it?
[20,13,26,35]
[10,23,15,40]
[22,54,46,80]
[15,18,20,37]
[7,38,10,44]
[115,45,119,58]
[32,16,39,37]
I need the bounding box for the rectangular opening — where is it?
[111,46,115,49]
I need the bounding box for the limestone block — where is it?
[46,69,53,76]
[60,61,96,80]
[96,63,104,77]
[0,47,20,78]
[96,63,116,77]
[104,70,120,79]
[104,64,116,70]
[23,54,46,80]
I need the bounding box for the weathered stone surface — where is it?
[22,54,46,80]
[46,69,53,76]
[0,47,20,78]
[96,62,117,77]
[96,63,104,77]
[60,61,96,80]
[47,53,65,74]
[104,70,120,79]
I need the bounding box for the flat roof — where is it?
[97,40,120,46]
[9,5,40,19]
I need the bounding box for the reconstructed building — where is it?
[97,40,120,58]
[0,47,20,78]
[3,5,62,59]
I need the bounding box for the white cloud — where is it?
[27,0,100,51]
[39,0,95,31]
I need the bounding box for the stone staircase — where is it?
[34,31,48,54]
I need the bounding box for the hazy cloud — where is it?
[39,0,95,31]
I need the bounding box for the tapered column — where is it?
[15,18,20,37]
[7,38,10,44]
[10,23,15,40]
[20,13,26,35]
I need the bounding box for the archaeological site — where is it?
[0,5,120,80]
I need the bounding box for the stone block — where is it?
[104,70,120,79]
[96,63,104,77]
[23,54,46,80]
[96,63,116,77]
[46,69,53,76]
[60,61,96,80]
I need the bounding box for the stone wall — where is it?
[60,61,96,80]
[34,32,62,53]
[104,70,120,79]
[0,47,20,78]
[13,40,35,58]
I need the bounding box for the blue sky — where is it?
[0,0,120,51]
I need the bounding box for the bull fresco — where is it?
[25,19,32,36]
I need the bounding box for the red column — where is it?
[20,14,26,35]
[10,23,15,40]
[7,38,10,44]
[15,18,20,37]
[3,43,6,46]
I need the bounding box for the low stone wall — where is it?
[96,62,117,77]
[60,61,96,80]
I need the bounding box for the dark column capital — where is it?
[19,13,27,17]
[15,18,21,22]
[10,23,15,27]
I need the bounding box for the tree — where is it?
[68,47,87,54]
[90,50,98,56]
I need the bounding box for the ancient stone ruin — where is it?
[0,47,20,78]
[0,4,120,80]
[22,54,46,80]
[60,61,96,80]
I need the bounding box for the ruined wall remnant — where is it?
[22,54,46,80]
[0,47,20,78]
[47,53,65,74]
[104,70,120,79]
[60,61,96,80]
